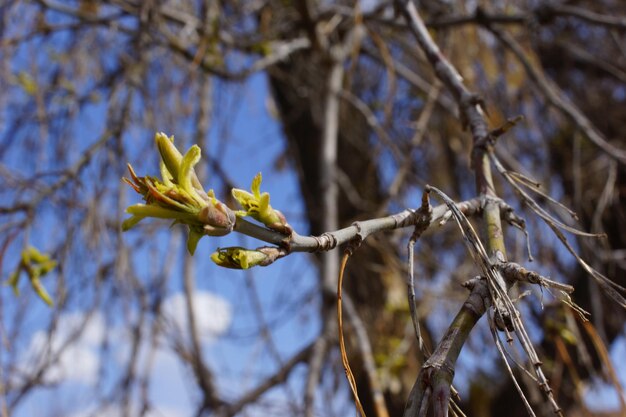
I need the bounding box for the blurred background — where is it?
[1,1,625,416]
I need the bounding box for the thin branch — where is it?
[303,316,332,417]
[540,4,626,30]
[339,89,402,164]
[360,45,458,115]
[488,315,538,417]
[233,198,481,253]
[241,269,301,414]
[383,81,441,210]
[337,252,366,416]
[182,254,222,411]
[407,190,433,353]
[394,0,492,159]
[218,342,315,417]
[488,25,626,164]
[490,152,626,309]
[498,262,574,293]
[343,293,390,417]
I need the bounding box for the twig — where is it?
[491,152,626,309]
[303,317,332,417]
[489,25,626,164]
[407,190,433,353]
[232,199,481,255]
[540,4,626,30]
[582,321,626,410]
[182,254,222,410]
[498,262,574,293]
[488,315,539,417]
[218,342,316,417]
[383,81,441,210]
[337,252,367,417]
[343,294,390,417]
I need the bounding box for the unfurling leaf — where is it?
[187,227,204,255]
[155,132,183,181]
[231,173,291,234]
[6,246,57,307]
[122,133,236,250]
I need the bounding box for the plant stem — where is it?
[403,279,490,417]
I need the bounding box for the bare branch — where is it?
[218,343,315,417]
[538,3,626,30]
[403,277,490,417]
[489,25,626,164]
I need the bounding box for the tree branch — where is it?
[488,25,626,164]
[403,277,490,417]
[231,198,493,255]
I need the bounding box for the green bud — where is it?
[126,204,197,221]
[123,133,236,251]
[31,277,54,307]
[179,145,208,206]
[6,246,56,307]
[231,173,291,234]
[122,215,144,231]
[198,200,235,234]
[7,271,20,295]
[155,132,183,181]
[211,247,269,269]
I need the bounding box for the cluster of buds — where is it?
[7,246,57,306]
[231,173,292,235]
[122,133,292,270]
[123,133,235,255]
